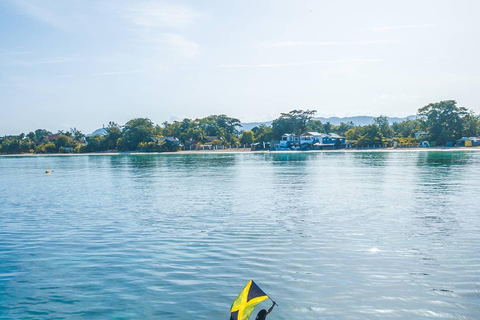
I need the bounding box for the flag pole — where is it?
[268,296,278,306]
[252,280,278,306]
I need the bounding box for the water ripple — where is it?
[1,152,480,319]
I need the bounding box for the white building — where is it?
[279,134,300,148]
[276,132,345,150]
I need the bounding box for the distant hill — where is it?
[240,115,416,131]
[240,121,273,131]
[313,115,417,126]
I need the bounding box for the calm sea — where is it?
[1,151,479,319]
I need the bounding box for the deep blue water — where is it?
[1,151,480,319]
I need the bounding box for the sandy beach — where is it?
[2,146,480,157]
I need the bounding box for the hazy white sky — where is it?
[1,0,479,135]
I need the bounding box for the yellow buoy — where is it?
[46,170,51,174]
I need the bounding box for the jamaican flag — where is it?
[230,280,269,320]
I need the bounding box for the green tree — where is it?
[362,124,383,144]
[104,121,122,150]
[1,137,20,154]
[35,144,46,153]
[121,118,155,150]
[373,115,394,138]
[32,129,52,141]
[305,120,325,133]
[345,128,360,141]
[215,114,242,136]
[392,119,422,138]
[154,124,163,137]
[85,135,106,152]
[26,132,35,140]
[197,114,241,145]
[323,121,333,134]
[346,125,382,147]
[44,142,57,153]
[239,130,254,145]
[70,128,85,141]
[54,135,72,148]
[272,109,317,139]
[252,125,273,143]
[162,121,182,138]
[334,122,355,135]
[57,130,72,137]
[21,140,35,152]
[177,119,200,145]
[417,100,469,145]
[462,113,480,137]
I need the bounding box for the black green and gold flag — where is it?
[230,280,268,320]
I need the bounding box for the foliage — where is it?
[197,114,241,145]
[305,120,325,133]
[252,125,273,143]
[35,144,46,153]
[323,121,333,134]
[462,114,480,137]
[70,127,85,141]
[334,122,356,135]
[31,129,52,141]
[162,115,241,146]
[373,116,394,139]
[205,139,223,146]
[417,100,472,145]
[104,121,122,150]
[394,137,420,147]
[2,103,480,154]
[239,130,254,145]
[272,109,317,139]
[85,135,106,152]
[121,118,155,151]
[138,141,159,152]
[391,119,422,138]
[346,124,383,147]
[1,137,20,154]
[163,118,204,146]
[54,135,73,148]
[44,142,57,153]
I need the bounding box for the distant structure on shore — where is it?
[2,102,479,155]
[86,128,107,137]
[272,132,346,151]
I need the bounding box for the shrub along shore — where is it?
[1,100,479,155]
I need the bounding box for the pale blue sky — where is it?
[1,0,479,135]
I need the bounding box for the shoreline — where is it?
[1,146,480,157]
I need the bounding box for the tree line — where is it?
[344,100,479,147]
[0,115,244,154]
[1,100,479,154]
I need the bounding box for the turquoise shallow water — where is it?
[1,151,480,319]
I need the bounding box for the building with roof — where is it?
[275,132,346,150]
[414,131,429,140]
[43,133,66,142]
[151,136,180,146]
[204,136,221,142]
[456,137,480,147]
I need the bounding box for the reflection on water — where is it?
[416,151,472,167]
[352,151,390,166]
[0,151,479,319]
[269,152,317,163]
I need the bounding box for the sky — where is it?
[1,0,480,135]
